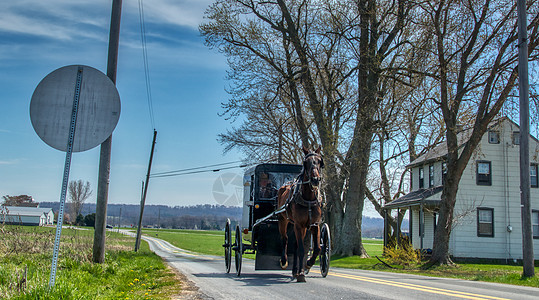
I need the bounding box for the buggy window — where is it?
[258,172,298,200]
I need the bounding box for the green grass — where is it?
[140,228,539,288]
[143,228,225,256]
[0,225,181,299]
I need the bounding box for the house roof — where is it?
[1,206,53,217]
[407,130,469,168]
[406,117,535,168]
[384,186,443,209]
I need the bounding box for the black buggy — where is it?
[223,163,331,277]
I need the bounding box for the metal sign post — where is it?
[30,64,120,288]
[49,66,83,287]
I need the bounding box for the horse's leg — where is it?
[306,225,320,270]
[291,236,298,278]
[277,186,290,270]
[278,217,289,269]
[294,224,307,282]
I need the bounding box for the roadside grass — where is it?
[409,263,539,287]
[140,228,539,288]
[332,240,539,288]
[0,225,181,299]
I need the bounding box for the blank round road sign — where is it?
[30,65,121,152]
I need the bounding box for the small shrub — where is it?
[384,243,422,267]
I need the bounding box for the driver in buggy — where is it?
[258,172,277,199]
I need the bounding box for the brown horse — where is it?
[277,146,324,282]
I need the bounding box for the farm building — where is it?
[0,206,54,226]
[384,117,539,261]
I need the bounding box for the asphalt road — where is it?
[124,231,539,300]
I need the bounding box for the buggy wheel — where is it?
[224,219,232,273]
[234,225,243,276]
[320,223,331,278]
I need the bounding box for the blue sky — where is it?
[0,0,245,208]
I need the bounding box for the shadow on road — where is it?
[193,272,294,286]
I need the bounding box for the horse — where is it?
[277,146,324,282]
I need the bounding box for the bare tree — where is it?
[201,0,412,256]
[68,180,93,223]
[412,0,539,266]
[366,71,446,238]
[2,195,37,207]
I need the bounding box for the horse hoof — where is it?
[280,261,288,270]
[296,274,306,282]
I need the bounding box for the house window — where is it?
[419,167,424,189]
[410,169,413,190]
[476,161,492,186]
[442,162,448,184]
[434,213,438,234]
[488,131,500,144]
[477,207,494,237]
[429,164,434,187]
[419,209,424,237]
[533,210,539,239]
[512,131,520,145]
[531,164,538,188]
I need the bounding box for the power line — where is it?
[138,0,155,129]
[150,164,250,178]
[151,160,244,177]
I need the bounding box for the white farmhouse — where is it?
[0,206,54,226]
[384,117,539,261]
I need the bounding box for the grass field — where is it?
[141,228,539,288]
[0,225,181,299]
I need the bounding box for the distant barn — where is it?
[0,206,54,226]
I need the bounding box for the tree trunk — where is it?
[333,117,372,257]
[429,186,457,265]
[334,169,369,257]
[321,152,345,253]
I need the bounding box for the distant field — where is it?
[142,229,384,256]
[143,228,225,256]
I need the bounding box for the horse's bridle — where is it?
[300,152,324,187]
[293,152,324,225]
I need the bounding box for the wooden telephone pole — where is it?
[93,0,122,264]
[135,130,157,251]
[517,0,534,277]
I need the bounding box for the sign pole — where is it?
[49,67,84,288]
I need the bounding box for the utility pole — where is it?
[517,0,534,277]
[118,206,122,232]
[135,130,157,251]
[93,0,122,264]
[158,208,161,228]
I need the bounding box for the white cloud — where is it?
[0,12,72,40]
[0,1,110,40]
[125,0,214,29]
[0,0,214,41]
[0,159,23,165]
